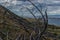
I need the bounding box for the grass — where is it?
[0,17,60,40]
[47,25,60,35]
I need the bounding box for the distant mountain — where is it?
[48,15,60,18]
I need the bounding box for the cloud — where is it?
[47,0,60,4]
[38,0,44,3]
[46,0,60,15]
[47,6,60,15]
[0,0,60,15]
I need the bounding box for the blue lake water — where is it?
[48,18,60,26]
[48,15,60,26]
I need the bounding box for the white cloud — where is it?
[47,6,60,15]
[47,0,60,4]
[49,10,60,13]
[46,0,60,15]
[54,1,60,3]
[38,0,44,3]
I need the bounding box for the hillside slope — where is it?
[0,5,34,40]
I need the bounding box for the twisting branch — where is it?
[30,32,34,40]
[42,36,47,40]
[26,7,38,21]
[0,1,48,40]
[27,0,46,29]
[27,0,48,39]
[27,0,45,21]
[45,9,48,23]
[26,7,40,37]
[39,9,48,38]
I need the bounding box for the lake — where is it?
[48,18,60,26]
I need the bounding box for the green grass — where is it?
[47,26,60,34]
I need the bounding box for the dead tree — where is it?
[0,0,48,39]
[26,0,48,40]
[16,0,48,40]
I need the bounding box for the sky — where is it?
[46,0,60,15]
[0,0,60,15]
